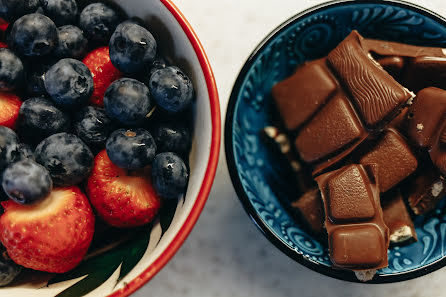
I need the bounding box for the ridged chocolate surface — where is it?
[328,31,412,127]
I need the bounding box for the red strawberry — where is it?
[0,93,22,130]
[83,46,122,107]
[0,187,95,273]
[87,150,162,228]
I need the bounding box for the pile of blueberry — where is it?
[0,0,194,285]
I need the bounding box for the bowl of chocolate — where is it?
[225,0,446,283]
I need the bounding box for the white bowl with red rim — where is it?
[0,0,220,296]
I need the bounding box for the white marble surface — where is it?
[135,1,446,296]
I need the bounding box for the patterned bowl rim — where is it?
[225,0,446,284]
[107,0,221,296]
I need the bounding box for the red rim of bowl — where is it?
[107,1,221,296]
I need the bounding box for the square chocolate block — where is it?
[328,31,412,128]
[295,93,367,163]
[327,164,375,222]
[272,59,338,131]
[407,87,446,148]
[360,128,418,193]
[330,225,386,269]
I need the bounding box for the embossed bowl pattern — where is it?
[225,0,446,283]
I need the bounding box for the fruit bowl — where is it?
[225,0,446,283]
[0,0,220,296]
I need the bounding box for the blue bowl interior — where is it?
[227,0,446,283]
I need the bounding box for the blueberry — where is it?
[35,132,93,186]
[0,0,39,22]
[0,245,21,286]
[106,128,156,169]
[2,159,52,204]
[104,78,153,126]
[0,126,19,172]
[73,106,114,148]
[109,21,157,74]
[17,97,70,146]
[151,152,188,199]
[149,66,194,113]
[25,58,54,96]
[0,48,24,91]
[79,2,120,45]
[41,0,78,26]
[54,25,88,59]
[152,122,191,157]
[44,58,93,109]
[9,13,57,56]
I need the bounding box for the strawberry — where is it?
[83,46,122,107]
[87,150,162,228]
[0,187,95,273]
[0,93,22,130]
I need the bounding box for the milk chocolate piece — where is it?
[365,39,446,58]
[382,190,417,245]
[295,93,368,163]
[316,164,389,271]
[407,170,446,215]
[359,129,418,193]
[272,59,338,131]
[328,31,413,128]
[407,87,446,148]
[291,189,325,235]
[404,57,446,92]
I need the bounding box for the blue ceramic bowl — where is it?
[225,0,446,283]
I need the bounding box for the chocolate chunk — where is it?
[290,188,325,235]
[407,170,446,215]
[316,164,389,271]
[382,190,417,245]
[327,165,376,222]
[330,225,387,268]
[295,93,368,163]
[407,87,446,148]
[359,129,418,193]
[327,31,413,128]
[365,39,446,58]
[272,59,338,131]
[404,57,446,92]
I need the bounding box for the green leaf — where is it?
[115,228,151,285]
